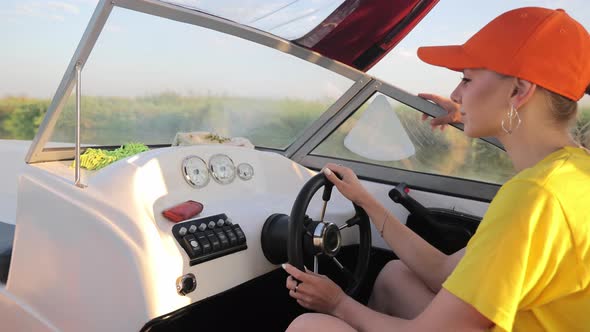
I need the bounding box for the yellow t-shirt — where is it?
[443,146,590,332]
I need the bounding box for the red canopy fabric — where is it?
[298,0,439,71]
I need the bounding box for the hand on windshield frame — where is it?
[418,93,462,131]
[283,263,347,315]
[322,163,373,208]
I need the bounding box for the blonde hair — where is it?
[539,87,578,125]
[541,85,590,148]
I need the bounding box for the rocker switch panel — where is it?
[172,213,247,266]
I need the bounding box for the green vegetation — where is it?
[74,143,150,170]
[0,97,48,139]
[0,94,328,149]
[1,94,588,185]
[313,102,516,184]
[574,107,590,148]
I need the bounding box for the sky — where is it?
[0,0,588,105]
[369,0,590,105]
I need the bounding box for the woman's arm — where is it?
[323,164,463,292]
[333,287,492,331]
[358,191,464,293]
[283,264,493,331]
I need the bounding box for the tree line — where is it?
[1,93,588,184]
[2,94,587,146]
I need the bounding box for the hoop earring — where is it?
[501,104,522,134]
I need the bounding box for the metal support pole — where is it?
[74,63,84,188]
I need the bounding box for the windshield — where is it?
[161,0,347,40]
[48,7,354,150]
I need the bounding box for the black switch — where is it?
[183,235,202,257]
[223,226,238,246]
[214,229,230,249]
[206,230,221,252]
[233,225,246,244]
[196,234,212,254]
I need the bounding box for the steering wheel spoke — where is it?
[314,256,319,274]
[338,213,365,231]
[345,215,362,227]
[330,256,357,285]
[319,201,328,222]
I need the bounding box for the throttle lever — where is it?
[389,183,472,237]
[388,183,432,220]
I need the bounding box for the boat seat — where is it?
[0,222,15,284]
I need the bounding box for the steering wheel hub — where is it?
[312,222,341,257]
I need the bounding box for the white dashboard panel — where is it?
[10,145,360,330]
[7,144,489,331]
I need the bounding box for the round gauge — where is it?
[237,163,254,181]
[181,156,210,188]
[208,154,236,184]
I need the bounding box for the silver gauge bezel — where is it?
[208,154,236,185]
[181,155,210,188]
[237,163,254,181]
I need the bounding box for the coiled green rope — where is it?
[72,142,149,170]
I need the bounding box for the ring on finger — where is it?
[294,282,299,293]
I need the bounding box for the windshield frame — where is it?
[25,0,369,164]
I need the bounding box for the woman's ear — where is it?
[511,78,536,109]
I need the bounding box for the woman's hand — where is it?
[418,93,462,131]
[283,263,348,315]
[322,163,374,208]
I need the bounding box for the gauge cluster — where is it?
[181,156,209,188]
[237,163,254,181]
[181,153,253,188]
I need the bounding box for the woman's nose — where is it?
[450,87,461,104]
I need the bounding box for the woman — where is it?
[283,7,590,331]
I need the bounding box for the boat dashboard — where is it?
[8,145,361,330]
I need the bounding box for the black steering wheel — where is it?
[282,172,373,296]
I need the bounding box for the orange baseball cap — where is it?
[417,7,590,101]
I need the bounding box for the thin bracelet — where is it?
[379,211,388,237]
